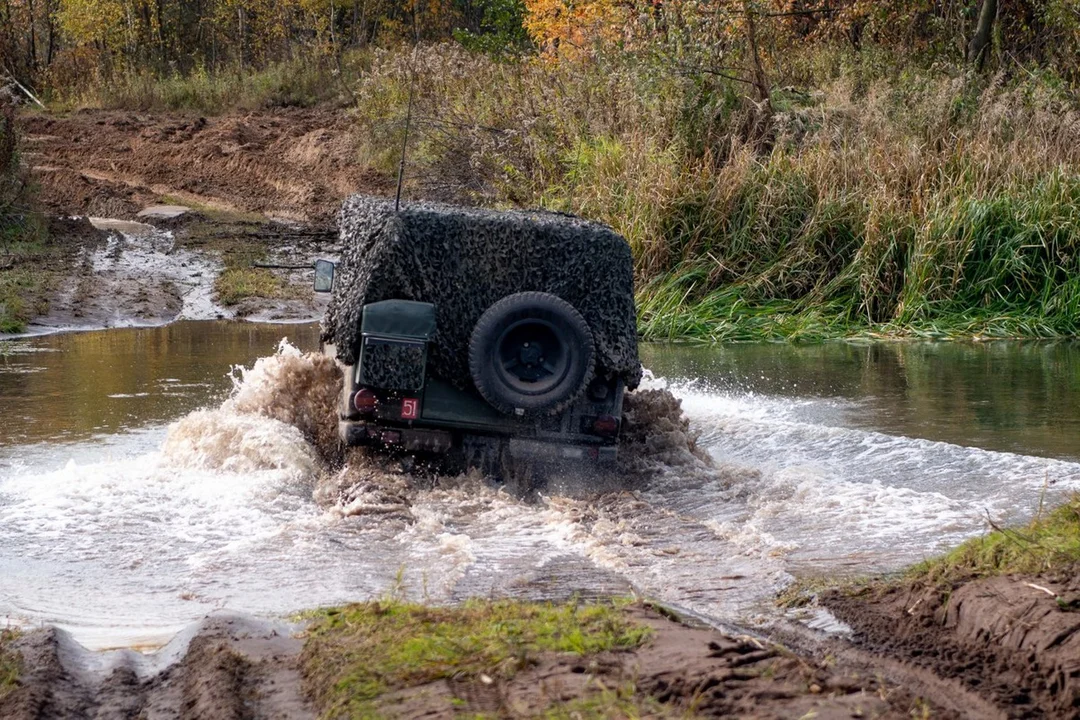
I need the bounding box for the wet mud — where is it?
[21,109,384,225]
[0,605,963,720]
[825,569,1080,718]
[10,109,350,336]
[0,614,311,720]
[319,604,950,720]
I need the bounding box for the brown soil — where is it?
[21,108,391,226]
[0,614,312,720]
[824,569,1080,719]
[0,605,967,720]
[8,108,365,333]
[362,604,955,719]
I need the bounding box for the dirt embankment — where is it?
[21,108,390,226]
[8,108,378,332]
[825,569,1080,719]
[0,604,967,720]
[0,614,312,720]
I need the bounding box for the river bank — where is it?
[0,597,1004,720]
[3,108,354,335]
[11,85,1080,343]
[820,496,1080,719]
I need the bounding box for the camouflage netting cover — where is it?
[360,341,426,390]
[322,195,642,390]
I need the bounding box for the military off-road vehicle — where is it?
[317,196,642,477]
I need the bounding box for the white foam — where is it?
[5,345,1080,647]
[658,382,1080,568]
[163,410,319,480]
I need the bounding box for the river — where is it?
[2,323,1078,649]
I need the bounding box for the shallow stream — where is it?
[2,324,1079,649]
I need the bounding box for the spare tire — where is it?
[469,292,595,416]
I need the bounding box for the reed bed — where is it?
[348,46,1080,340]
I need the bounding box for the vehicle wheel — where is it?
[469,292,595,416]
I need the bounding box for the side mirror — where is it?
[314,259,336,293]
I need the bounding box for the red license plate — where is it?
[401,398,420,420]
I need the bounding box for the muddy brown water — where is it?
[2,324,1079,650]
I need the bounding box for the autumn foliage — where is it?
[2,0,1079,95]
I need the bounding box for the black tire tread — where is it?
[469,291,595,417]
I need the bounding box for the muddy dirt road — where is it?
[21,108,389,225]
[12,109,371,333]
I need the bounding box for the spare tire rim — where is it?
[494,318,571,396]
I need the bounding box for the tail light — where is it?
[353,388,378,415]
[591,415,620,438]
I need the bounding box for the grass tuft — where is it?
[0,629,21,703]
[214,267,303,306]
[48,56,356,115]
[908,494,1080,586]
[0,267,54,334]
[300,598,651,719]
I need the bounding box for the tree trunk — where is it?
[743,3,771,110]
[46,2,55,65]
[238,7,245,69]
[0,0,13,74]
[967,0,997,69]
[27,0,37,71]
[156,0,167,66]
[352,0,360,45]
[742,1,774,149]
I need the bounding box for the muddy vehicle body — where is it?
[318,196,642,478]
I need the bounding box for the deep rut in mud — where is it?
[825,571,1080,719]
[2,615,312,720]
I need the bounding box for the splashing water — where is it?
[4,328,1080,649]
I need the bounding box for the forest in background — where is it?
[3,0,1080,340]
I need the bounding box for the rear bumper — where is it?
[340,421,453,453]
[506,437,617,466]
[339,420,617,466]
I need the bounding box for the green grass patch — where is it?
[0,629,21,703]
[159,198,269,227]
[776,497,1080,610]
[0,268,55,334]
[170,209,306,307]
[907,494,1080,586]
[300,598,651,719]
[214,267,302,306]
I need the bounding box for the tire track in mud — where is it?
[1,615,313,720]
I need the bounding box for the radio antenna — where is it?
[394,70,416,213]
[394,12,421,213]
